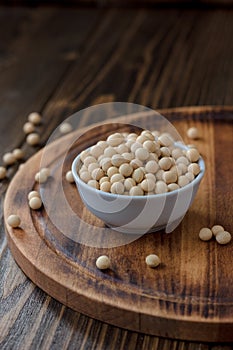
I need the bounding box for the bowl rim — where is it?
[71,144,205,200]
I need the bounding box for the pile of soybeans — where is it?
[78,129,201,196]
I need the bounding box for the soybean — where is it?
[145,254,161,268]
[187,127,199,140]
[199,228,213,241]
[96,255,110,270]
[29,197,42,210]
[211,225,224,236]
[216,231,232,245]
[0,166,7,180]
[7,214,21,228]
[77,128,202,196]
[66,170,75,183]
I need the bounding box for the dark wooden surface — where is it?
[1,6,233,350]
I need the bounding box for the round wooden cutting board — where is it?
[4,107,233,342]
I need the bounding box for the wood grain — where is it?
[0,7,100,157]
[4,107,233,342]
[41,8,233,125]
[1,7,233,350]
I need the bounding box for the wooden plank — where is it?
[0,7,100,155]
[40,9,233,129]
[40,8,154,138]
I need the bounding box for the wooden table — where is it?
[1,5,233,350]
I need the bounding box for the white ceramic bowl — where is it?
[72,147,205,234]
